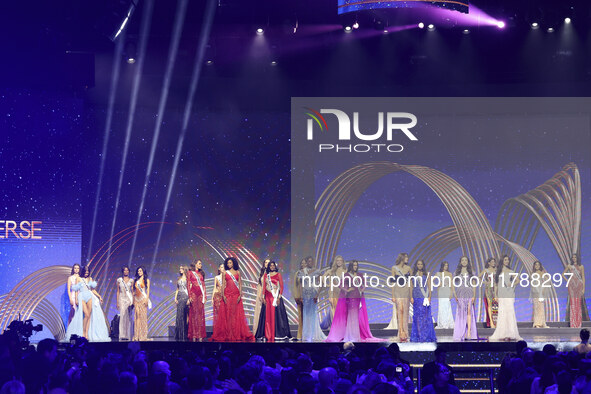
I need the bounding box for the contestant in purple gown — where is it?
[452,256,478,341]
[326,260,378,342]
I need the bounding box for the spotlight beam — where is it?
[86,34,125,264]
[127,0,189,265]
[106,0,155,274]
[150,0,217,273]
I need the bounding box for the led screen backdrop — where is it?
[338,0,469,15]
[291,97,591,324]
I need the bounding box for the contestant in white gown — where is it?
[435,262,454,329]
[489,255,521,341]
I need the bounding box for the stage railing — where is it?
[413,363,500,393]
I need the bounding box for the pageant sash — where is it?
[121,278,134,305]
[418,275,430,306]
[138,280,152,309]
[267,274,280,307]
[193,271,206,304]
[228,271,241,292]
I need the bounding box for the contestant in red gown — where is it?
[214,257,255,342]
[254,261,292,342]
[187,260,207,341]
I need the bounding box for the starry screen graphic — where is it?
[338,0,469,15]
[291,97,591,323]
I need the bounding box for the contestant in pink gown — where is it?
[326,260,379,342]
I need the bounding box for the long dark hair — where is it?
[70,264,80,275]
[532,260,544,272]
[413,260,426,276]
[121,266,130,275]
[81,265,91,278]
[135,266,148,282]
[266,261,278,273]
[394,253,408,266]
[259,259,270,284]
[571,253,581,266]
[496,255,510,282]
[454,256,473,276]
[439,261,449,272]
[485,258,496,269]
[347,260,359,273]
[224,257,239,271]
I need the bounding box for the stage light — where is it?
[496,21,505,29]
[270,60,277,66]
[428,24,435,31]
[353,22,359,29]
[547,27,554,33]
[564,17,571,24]
[463,29,470,34]
[344,26,352,32]
[531,22,539,29]
[418,22,425,29]
[383,29,388,34]
[127,57,136,64]
[256,28,264,34]
[206,60,213,65]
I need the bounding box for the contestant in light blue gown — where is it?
[65,281,84,339]
[79,266,110,341]
[298,258,327,342]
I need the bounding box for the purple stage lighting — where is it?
[256,28,264,34]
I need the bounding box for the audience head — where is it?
[543,344,558,356]
[37,338,58,363]
[580,329,590,342]
[515,340,528,355]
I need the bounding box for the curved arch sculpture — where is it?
[315,162,501,272]
[0,265,71,333]
[496,163,584,320]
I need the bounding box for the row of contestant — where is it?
[67,264,151,341]
[176,257,257,342]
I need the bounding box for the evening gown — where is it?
[65,281,83,339]
[216,271,254,342]
[211,274,226,341]
[392,269,410,340]
[175,277,189,341]
[188,270,206,340]
[410,274,437,342]
[489,273,521,340]
[568,266,583,328]
[80,280,110,341]
[435,272,454,329]
[117,277,134,340]
[482,270,498,328]
[453,275,478,341]
[133,278,149,341]
[298,268,326,341]
[326,273,378,342]
[531,273,548,328]
[255,272,292,341]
